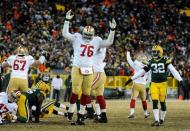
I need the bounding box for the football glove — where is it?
[109,18,116,30]
[66,10,74,21]
[124,78,132,86]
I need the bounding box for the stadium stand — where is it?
[0,0,189,79]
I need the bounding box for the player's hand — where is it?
[109,18,116,30]
[66,10,74,20]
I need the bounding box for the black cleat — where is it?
[67,112,73,122]
[96,112,108,123]
[151,121,160,126]
[85,107,94,119]
[71,113,85,125]
[160,120,164,125]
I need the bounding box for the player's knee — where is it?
[152,100,158,109]
[160,102,167,111]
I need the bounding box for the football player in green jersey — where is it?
[125,45,186,126]
[10,81,50,123]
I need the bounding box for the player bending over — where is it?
[62,10,116,125]
[125,45,186,126]
[10,81,50,123]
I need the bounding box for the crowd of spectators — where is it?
[0,0,189,79]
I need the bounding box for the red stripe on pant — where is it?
[96,95,106,109]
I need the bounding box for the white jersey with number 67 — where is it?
[6,55,34,79]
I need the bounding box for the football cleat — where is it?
[94,112,108,123]
[67,112,73,122]
[71,113,85,126]
[151,121,160,126]
[160,119,164,125]
[144,112,150,118]
[85,107,94,119]
[128,113,135,119]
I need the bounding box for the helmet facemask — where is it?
[152,45,163,60]
[82,26,95,42]
[152,50,160,59]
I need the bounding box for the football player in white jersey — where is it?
[126,51,151,119]
[85,48,107,123]
[2,46,46,95]
[0,92,17,124]
[62,10,116,125]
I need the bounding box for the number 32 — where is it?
[151,63,165,73]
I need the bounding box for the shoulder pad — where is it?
[74,33,81,37]
[94,36,102,41]
[166,57,173,64]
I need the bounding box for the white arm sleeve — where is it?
[131,69,146,80]
[126,51,135,69]
[39,56,46,64]
[99,30,115,48]
[167,64,182,81]
[62,21,75,41]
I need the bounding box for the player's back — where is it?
[7,55,34,79]
[23,88,40,106]
[72,33,101,67]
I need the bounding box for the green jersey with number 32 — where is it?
[145,57,171,83]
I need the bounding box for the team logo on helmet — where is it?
[82,26,95,41]
[16,46,29,56]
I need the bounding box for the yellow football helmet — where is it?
[16,46,29,56]
[82,26,95,41]
[152,45,163,59]
[35,81,50,98]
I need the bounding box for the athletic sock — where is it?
[153,109,159,122]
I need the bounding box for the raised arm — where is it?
[62,10,75,41]
[167,64,182,82]
[100,19,116,48]
[127,51,135,69]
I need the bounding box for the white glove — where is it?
[109,18,116,30]
[66,10,74,20]
[39,55,46,64]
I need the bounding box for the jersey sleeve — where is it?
[126,51,135,69]
[167,64,183,81]
[6,55,14,66]
[62,21,76,42]
[99,30,115,48]
[165,57,173,67]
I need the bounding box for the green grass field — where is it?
[1,100,190,131]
